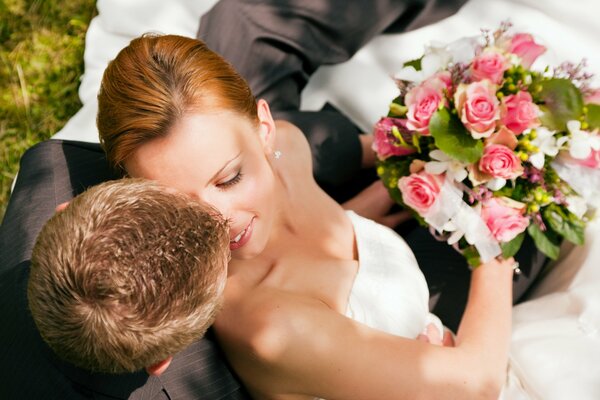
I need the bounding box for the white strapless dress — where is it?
[345,211,443,338]
[344,211,531,399]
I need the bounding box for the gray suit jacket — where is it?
[0,140,249,399]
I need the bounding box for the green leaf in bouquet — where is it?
[585,104,600,130]
[429,108,484,163]
[542,204,585,245]
[501,232,526,259]
[538,78,584,131]
[376,158,412,205]
[527,223,561,260]
[403,57,422,71]
[462,246,481,269]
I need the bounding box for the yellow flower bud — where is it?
[519,152,529,161]
[581,121,589,130]
[530,204,540,213]
[529,129,537,139]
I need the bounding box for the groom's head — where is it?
[27,179,230,375]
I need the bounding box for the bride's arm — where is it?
[454,257,514,387]
[216,257,514,400]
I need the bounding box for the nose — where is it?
[199,191,234,222]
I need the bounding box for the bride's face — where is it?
[124,105,278,261]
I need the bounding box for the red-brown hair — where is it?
[97,34,258,172]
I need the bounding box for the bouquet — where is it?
[373,22,600,267]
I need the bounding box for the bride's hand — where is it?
[342,181,411,228]
[417,323,455,347]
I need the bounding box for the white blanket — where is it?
[53,0,600,398]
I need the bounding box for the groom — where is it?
[1,1,470,399]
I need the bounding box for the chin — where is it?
[234,218,274,260]
[231,246,264,260]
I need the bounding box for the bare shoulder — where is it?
[213,282,479,399]
[215,285,317,363]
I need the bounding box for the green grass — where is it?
[0,0,96,221]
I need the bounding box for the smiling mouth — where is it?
[229,218,254,250]
[231,228,247,244]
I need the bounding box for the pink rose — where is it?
[508,33,546,68]
[454,80,500,139]
[478,144,523,179]
[501,91,540,135]
[585,89,600,105]
[398,171,444,215]
[405,79,446,135]
[481,196,529,242]
[471,51,509,85]
[372,117,417,160]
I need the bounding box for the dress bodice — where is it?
[345,211,442,339]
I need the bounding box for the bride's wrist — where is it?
[472,257,518,280]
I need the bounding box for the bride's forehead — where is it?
[166,117,258,153]
[139,114,261,161]
[174,111,257,135]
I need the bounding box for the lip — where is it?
[229,217,255,251]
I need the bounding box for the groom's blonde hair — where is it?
[28,179,229,373]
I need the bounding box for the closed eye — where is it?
[216,171,243,189]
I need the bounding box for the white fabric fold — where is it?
[424,180,501,262]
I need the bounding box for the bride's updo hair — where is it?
[97,34,258,172]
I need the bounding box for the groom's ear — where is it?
[256,99,276,150]
[55,201,70,213]
[145,356,173,376]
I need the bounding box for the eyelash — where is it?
[217,171,243,189]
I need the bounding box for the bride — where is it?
[98,34,517,399]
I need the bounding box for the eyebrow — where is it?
[209,151,242,183]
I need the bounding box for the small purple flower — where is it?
[372,117,418,160]
[553,189,566,205]
[524,166,544,183]
[532,212,547,231]
[463,184,493,204]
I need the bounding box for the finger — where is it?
[426,323,442,346]
[368,180,394,199]
[416,334,430,343]
[496,257,517,269]
[381,211,413,228]
[442,330,455,347]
